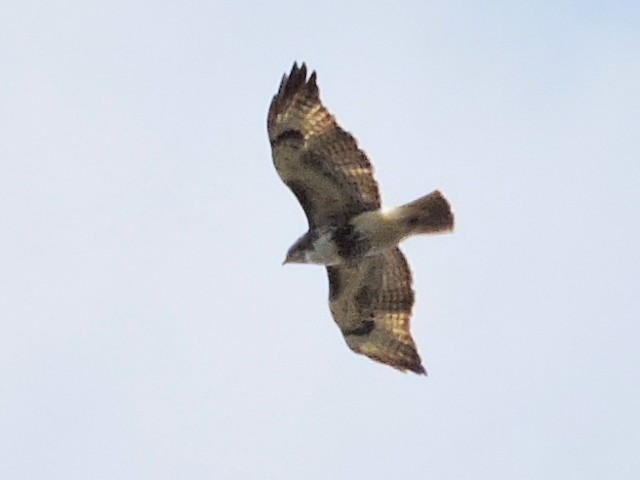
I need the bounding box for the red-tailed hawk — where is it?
[268,63,454,374]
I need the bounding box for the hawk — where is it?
[268,63,454,374]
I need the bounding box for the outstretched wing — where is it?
[268,63,380,227]
[327,248,425,374]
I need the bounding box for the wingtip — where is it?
[414,364,427,376]
[289,61,317,89]
[389,360,427,375]
[394,349,427,375]
[308,70,317,88]
[269,62,319,122]
[400,360,427,375]
[289,61,306,79]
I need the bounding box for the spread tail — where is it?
[395,190,454,236]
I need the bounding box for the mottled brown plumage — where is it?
[268,63,453,374]
[268,63,380,227]
[327,248,424,374]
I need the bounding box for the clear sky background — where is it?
[1,1,639,479]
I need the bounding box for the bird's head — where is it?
[282,228,342,265]
[283,247,306,265]
[282,231,317,265]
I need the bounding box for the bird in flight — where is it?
[268,63,454,374]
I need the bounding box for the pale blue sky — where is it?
[1,1,639,479]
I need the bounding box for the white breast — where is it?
[306,230,343,265]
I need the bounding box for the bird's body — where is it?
[268,63,454,374]
[286,190,453,265]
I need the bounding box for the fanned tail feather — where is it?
[395,190,454,236]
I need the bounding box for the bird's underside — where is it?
[268,62,453,374]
